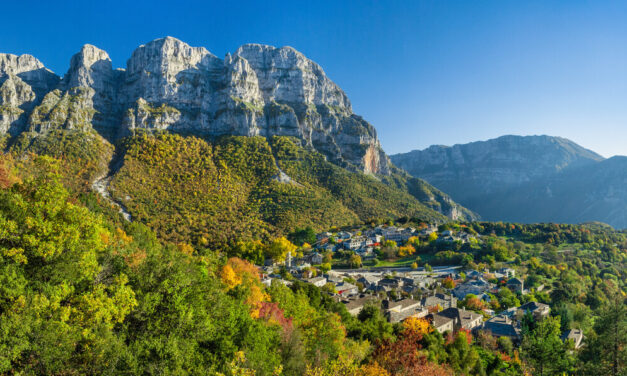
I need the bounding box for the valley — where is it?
[0,38,624,376]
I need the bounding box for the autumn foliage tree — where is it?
[398,244,416,257]
[442,276,456,289]
[403,317,432,335]
[266,237,298,263]
[368,318,453,375]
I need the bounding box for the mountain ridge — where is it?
[0,37,476,247]
[1,36,389,174]
[391,135,627,228]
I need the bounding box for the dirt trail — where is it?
[92,174,132,222]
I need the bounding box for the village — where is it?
[259,224,585,350]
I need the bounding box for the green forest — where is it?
[0,130,624,375]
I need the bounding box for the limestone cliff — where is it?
[0,37,388,174]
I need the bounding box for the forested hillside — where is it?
[0,155,624,375]
[5,129,475,249]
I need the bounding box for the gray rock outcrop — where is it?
[0,54,59,134]
[0,37,388,174]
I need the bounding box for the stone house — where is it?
[561,329,585,349]
[383,299,428,323]
[431,314,455,334]
[422,293,457,310]
[435,307,483,331]
[516,301,550,321]
[478,315,521,344]
[304,276,327,287]
[506,278,524,294]
[341,295,379,316]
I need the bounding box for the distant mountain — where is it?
[391,135,627,229]
[0,37,475,247]
[481,156,627,228]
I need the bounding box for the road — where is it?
[330,265,462,278]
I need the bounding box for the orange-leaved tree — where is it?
[220,257,268,318]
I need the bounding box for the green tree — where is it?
[353,305,394,343]
[288,227,317,247]
[229,240,265,265]
[498,287,520,309]
[0,157,137,374]
[446,330,480,375]
[497,336,514,355]
[578,295,626,376]
[349,254,362,269]
[521,316,573,376]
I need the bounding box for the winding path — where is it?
[92,174,132,222]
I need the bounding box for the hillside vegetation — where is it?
[110,132,452,248]
[0,156,623,375]
[5,130,469,249]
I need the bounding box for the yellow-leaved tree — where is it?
[403,317,432,335]
[265,237,297,263]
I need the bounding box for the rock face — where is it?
[0,37,388,174]
[391,135,627,228]
[0,54,59,134]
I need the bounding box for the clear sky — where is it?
[2,0,626,157]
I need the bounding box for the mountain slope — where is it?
[0,37,475,235]
[107,132,460,247]
[1,37,390,174]
[391,135,627,228]
[480,156,627,227]
[9,130,461,248]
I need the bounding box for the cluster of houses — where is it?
[258,224,583,349]
[261,225,482,271]
[260,263,583,349]
[450,267,525,301]
[312,225,479,259]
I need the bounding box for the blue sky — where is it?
[2,0,627,157]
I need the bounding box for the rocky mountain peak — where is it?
[63,44,113,89]
[126,36,217,76]
[72,45,111,69]
[0,53,59,94]
[0,53,59,135]
[235,43,351,111]
[0,37,390,175]
[0,53,47,77]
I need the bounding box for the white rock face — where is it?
[0,54,59,134]
[0,54,57,89]
[0,75,36,133]
[0,37,390,174]
[234,44,350,110]
[59,45,119,135]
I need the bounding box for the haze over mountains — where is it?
[391,135,627,229]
